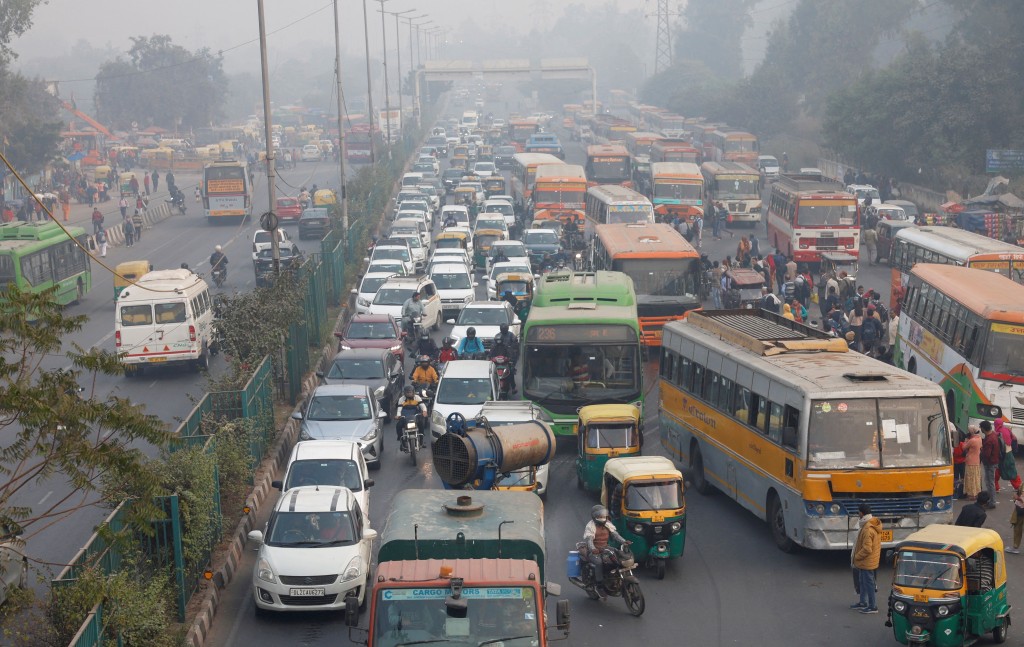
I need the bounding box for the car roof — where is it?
[291,439,361,462]
[464,300,509,309]
[332,347,391,361]
[312,383,373,396]
[381,276,430,288]
[430,263,470,274]
[272,485,358,513]
[440,359,494,377]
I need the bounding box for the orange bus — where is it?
[507,118,540,149]
[532,163,587,224]
[707,130,759,165]
[766,176,860,263]
[650,138,701,164]
[592,222,702,346]
[650,162,705,221]
[585,144,632,188]
[623,131,663,159]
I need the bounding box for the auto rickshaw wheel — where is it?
[655,560,667,580]
[993,617,1008,643]
[768,493,797,553]
[690,444,713,495]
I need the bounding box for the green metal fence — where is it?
[52,501,129,588]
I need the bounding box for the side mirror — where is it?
[364,478,375,489]
[472,281,479,287]
[377,409,387,419]
[545,582,562,596]
[291,411,304,420]
[344,595,360,627]
[362,528,379,541]
[350,288,358,295]
[512,317,520,325]
[362,257,370,263]
[271,480,283,490]
[247,530,264,545]
[446,318,456,325]
[315,370,324,379]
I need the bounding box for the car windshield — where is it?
[485,204,513,215]
[476,218,506,230]
[368,263,404,275]
[586,423,638,449]
[373,288,411,306]
[302,210,328,220]
[327,358,385,380]
[285,459,363,491]
[437,377,492,405]
[372,248,410,262]
[524,231,559,245]
[345,321,395,339]
[497,146,516,155]
[306,394,372,421]
[266,511,357,547]
[893,551,962,591]
[625,480,683,511]
[278,198,297,207]
[443,169,463,179]
[476,163,495,171]
[491,244,527,258]
[458,307,510,325]
[395,236,422,250]
[432,272,472,290]
[807,397,950,469]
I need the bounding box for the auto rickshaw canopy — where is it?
[578,403,642,428]
[896,525,1005,572]
[603,456,682,486]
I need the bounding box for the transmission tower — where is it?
[653,0,673,75]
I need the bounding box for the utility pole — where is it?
[375,0,392,151]
[361,0,376,164]
[257,0,279,275]
[382,9,415,143]
[654,0,673,75]
[333,0,349,236]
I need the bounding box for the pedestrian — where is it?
[123,216,135,247]
[850,503,881,614]
[862,225,878,265]
[152,171,160,192]
[143,171,151,195]
[848,304,865,351]
[719,202,735,238]
[2,204,13,222]
[963,425,983,500]
[712,206,722,239]
[736,236,752,268]
[749,234,760,258]
[692,213,703,249]
[791,300,807,323]
[953,428,967,498]
[118,196,128,219]
[774,251,788,293]
[761,287,780,314]
[710,261,723,309]
[861,313,883,356]
[980,421,1000,508]
[677,217,690,241]
[994,418,1021,492]
[60,189,71,222]
[86,184,97,206]
[96,228,108,257]
[136,195,145,214]
[165,170,176,193]
[955,491,990,527]
[782,303,795,320]
[129,174,139,196]
[1010,484,1024,554]
[132,209,143,241]
[91,207,104,235]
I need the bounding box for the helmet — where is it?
[499,323,509,333]
[466,327,476,337]
[591,505,608,522]
[419,355,431,364]
[215,245,223,252]
[404,385,415,397]
[442,336,453,347]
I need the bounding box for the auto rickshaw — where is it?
[118,172,138,197]
[452,144,469,159]
[477,144,494,162]
[454,186,480,218]
[887,524,1011,646]
[435,230,469,252]
[114,260,153,299]
[473,228,506,269]
[601,456,686,580]
[92,165,113,189]
[494,271,534,305]
[313,189,337,206]
[449,155,469,172]
[483,176,506,198]
[723,268,766,308]
[574,403,643,493]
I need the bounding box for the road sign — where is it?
[985,149,1024,173]
[260,211,278,231]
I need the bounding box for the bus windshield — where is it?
[713,178,759,199]
[589,159,630,182]
[607,207,653,225]
[524,334,641,405]
[617,258,700,298]
[807,397,950,469]
[797,202,858,227]
[982,323,1024,376]
[534,189,585,205]
[653,182,702,201]
[373,589,539,647]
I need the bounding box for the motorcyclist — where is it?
[501,289,518,310]
[493,323,518,363]
[443,212,458,228]
[491,249,509,266]
[489,333,518,393]
[299,187,310,208]
[539,253,555,272]
[410,355,439,386]
[209,245,228,277]
[416,330,439,361]
[563,218,580,248]
[437,337,459,363]
[583,504,627,596]
[401,292,424,339]
[394,384,427,443]
[456,327,486,357]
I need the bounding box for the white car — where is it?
[416,155,440,175]
[354,272,399,314]
[845,184,881,207]
[429,360,497,438]
[252,229,294,262]
[474,214,509,237]
[482,198,515,228]
[486,240,529,274]
[274,440,374,510]
[369,244,415,275]
[430,262,477,317]
[389,233,426,271]
[248,486,376,614]
[440,205,471,229]
[492,118,507,129]
[477,401,552,497]
[447,301,520,352]
[365,260,407,277]
[368,275,442,332]
[757,155,780,179]
[301,144,321,162]
[396,200,432,227]
[430,248,472,268]
[391,216,429,248]
[487,260,532,299]
[472,162,496,177]
[416,183,441,211]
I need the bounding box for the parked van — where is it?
[115,269,218,375]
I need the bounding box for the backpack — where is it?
[862,316,882,342]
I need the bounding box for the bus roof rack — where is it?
[686,309,848,356]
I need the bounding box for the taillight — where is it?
[189,325,196,342]
[115,331,121,347]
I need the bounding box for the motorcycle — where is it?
[402,316,423,349]
[396,404,424,466]
[569,542,645,616]
[412,381,435,413]
[169,190,186,215]
[492,355,514,400]
[211,266,226,288]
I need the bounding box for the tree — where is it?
[674,0,758,81]
[94,35,227,131]
[0,0,44,65]
[0,68,61,174]
[0,285,171,548]
[640,59,728,120]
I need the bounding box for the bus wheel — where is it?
[768,493,796,553]
[690,444,713,495]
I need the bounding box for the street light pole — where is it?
[374,0,392,151]
[361,0,376,164]
[256,0,280,274]
[382,9,414,143]
[333,0,348,236]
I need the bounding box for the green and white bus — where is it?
[0,221,92,305]
[895,263,1024,446]
[521,271,642,435]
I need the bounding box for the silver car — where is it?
[292,384,386,468]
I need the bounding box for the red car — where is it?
[276,196,302,223]
[335,313,405,364]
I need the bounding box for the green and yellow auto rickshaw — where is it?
[450,155,469,171]
[887,524,1011,646]
[113,260,152,299]
[494,272,533,308]
[435,230,469,252]
[483,176,506,198]
[574,403,642,493]
[601,456,686,580]
[473,228,506,269]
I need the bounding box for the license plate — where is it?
[880,530,893,542]
[289,588,325,597]
[148,357,167,363]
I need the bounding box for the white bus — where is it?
[584,185,655,236]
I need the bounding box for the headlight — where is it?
[937,605,949,617]
[342,555,364,582]
[893,600,906,613]
[389,344,402,352]
[922,500,933,511]
[257,558,276,583]
[464,295,473,303]
[976,403,1001,418]
[361,426,379,443]
[357,297,371,307]
[432,411,444,428]
[936,499,946,509]
[299,427,312,441]
[633,524,643,533]
[670,522,682,532]
[341,344,352,350]
[829,504,841,515]
[814,504,825,515]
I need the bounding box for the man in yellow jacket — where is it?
[851,503,882,614]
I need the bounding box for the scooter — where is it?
[492,355,514,400]
[396,404,424,466]
[211,265,226,288]
[568,542,645,617]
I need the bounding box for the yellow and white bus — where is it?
[659,309,953,552]
[700,161,762,225]
[510,153,563,213]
